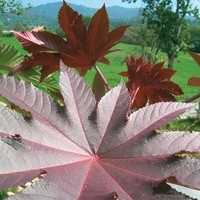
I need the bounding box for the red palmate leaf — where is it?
[13,31,69,53]
[11,2,128,80]
[99,25,130,57]
[60,48,92,68]
[58,1,86,48]
[86,5,109,57]
[95,25,129,65]
[71,15,87,45]
[0,63,199,199]
[120,55,183,110]
[9,52,61,82]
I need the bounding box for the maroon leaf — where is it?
[60,48,92,68]
[86,4,109,56]
[99,25,129,59]
[11,3,128,78]
[13,31,69,53]
[58,1,86,48]
[9,52,61,82]
[71,15,87,45]
[120,55,183,110]
[0,64,199,199]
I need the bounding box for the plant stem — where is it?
[184,93,200,103]
[94,65,111,91]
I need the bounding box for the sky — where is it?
[21,0,200,8]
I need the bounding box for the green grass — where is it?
[173,52,200,101]
[84,43,136,87]
[0,36,199,102]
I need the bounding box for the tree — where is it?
[9,21,30,31]
[0,0,31,15]
[122,0,199,69]
[0,21,4,36]
[188,24,200,53]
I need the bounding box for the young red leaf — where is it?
[120,55,184,110]
[0,64,199,199]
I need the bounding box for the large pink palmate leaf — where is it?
[0,63,199,199]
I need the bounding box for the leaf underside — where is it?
[0,63,199,200]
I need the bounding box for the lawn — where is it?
[0,36,199,102]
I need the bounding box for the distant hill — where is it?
[27,2,141,21]
[27,2,96,19]
[1,2,141,30]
